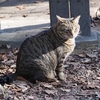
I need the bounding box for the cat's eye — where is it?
[64,29,70,33]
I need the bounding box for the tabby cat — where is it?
[0,15,80,85]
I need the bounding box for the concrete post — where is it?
[70,0,91,36]
[49,0,91,36]
[49,0,69,26]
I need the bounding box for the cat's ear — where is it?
[56,15,66,23]
[72,15,81,24]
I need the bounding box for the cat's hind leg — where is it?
[22,75,36,84]
[29,71,57,83]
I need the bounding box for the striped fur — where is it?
[15,15,80,83]
[3,15,80,84]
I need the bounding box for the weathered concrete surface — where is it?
[90,0,100,17]
[0,0,100,47]
[0,0,50,47]
[70,0,90,36]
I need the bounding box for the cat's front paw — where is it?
[58,72,66,82]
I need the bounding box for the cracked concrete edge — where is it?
[76,30,99,43]
[0,27,99,47]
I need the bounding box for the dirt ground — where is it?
[0,0,100,100]
[0,41,100,100]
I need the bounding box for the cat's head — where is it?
[56,15,80,39]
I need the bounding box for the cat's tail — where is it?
[0,72,18,86]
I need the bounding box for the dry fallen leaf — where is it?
[2,54,8,61]
[41,83,53,89]
[10,64,16,68]
[27,96,38,100]
[44,89,56,95]
[81,58,91,64]
[16,5,28,10]
[50,81,62,86]
[13,96,19,100]
[60,88,71,93]
[2,59,14,66]
[86,83,99,89]
[86,53,97,58]
[23,14,28,18]
[96,92,100,98]
[77,53,86,58]
[45,96,55,100]
[18,96,24,100]
[0,15,5,18]
[60,95,76,100]
[0,84,8,99]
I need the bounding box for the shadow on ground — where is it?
[0,0,49,7]
[0,23,50,47]
[1,23,50,33]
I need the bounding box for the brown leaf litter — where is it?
[0,42,100,100]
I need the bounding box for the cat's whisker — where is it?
[79,30,81,33]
